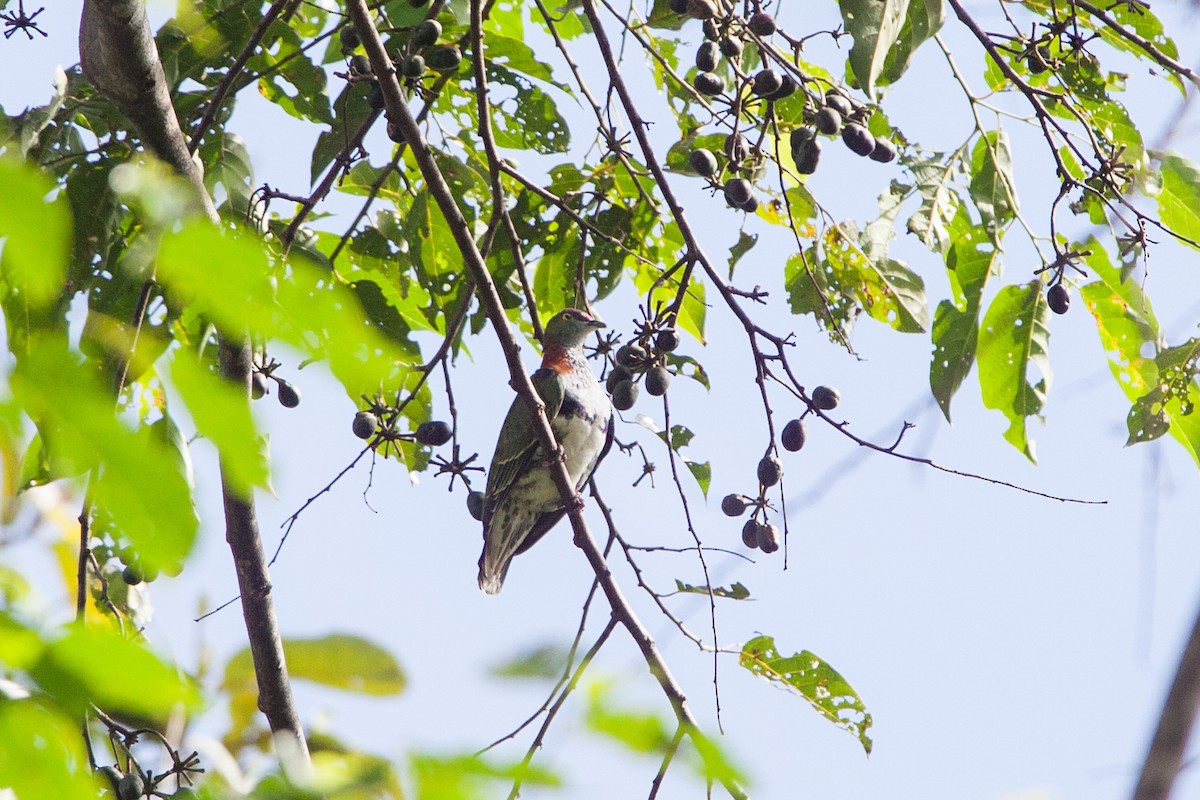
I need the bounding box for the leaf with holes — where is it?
[978,281,1051,461]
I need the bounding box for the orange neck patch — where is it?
[541,344,573,374]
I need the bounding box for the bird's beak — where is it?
[589,319,606,330]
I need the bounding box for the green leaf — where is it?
[968,131,1016,234]
[0,700,103,800]
[840,0,912,97]
[877,0,945,90]
[930,224,998,421]
[674,580,751,600]
[977,281,1051,461]
[490,644,569,680]
[0,157,70,309]
[727,231,758,279]
[224,634,406,697]
[906,152,965,252]
[486,64,570,154]
[1149,151,1200,250]
[740,635,873,755]
[652,423,711,496]
[825,225,929,333]
[31,625,202,718]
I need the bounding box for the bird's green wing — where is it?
[482,369,565,518]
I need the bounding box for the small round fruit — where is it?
[789,126,815,150]
[689,148,718,178]
[741,518,760,549]
[349,54,372,76]
[724,132,749,162]
[616,342,647,368]
[752,68,782,97]
[1048,283,1070,315]
[696,41,720,73]
[116,771,144,800]
[723,178,753,209]
[701,18,720,40]
[694,72,725,96]
[757,454,783,487]
[811,385,840,410]
[412,19,442,48]
[612,379,638,411]
[352,411,377,440]
[387,120,406,143]
[758,523,780,554]
[425,44,462,72]
[669,0,689,13]
[606,365,632,394]
[655,328,680,353]
[277,380,301,408]
[781,418,807,452]
[721,494,747,517]
[748,11,777,36]
[766,73,797,101]
[870,138,898,163]
[719,37,743,59]
[415,420,452,446]
[367,82,385,110]
[824,90,853,117]
[402,54,426,78]
[466,491,485,521]
[339,25,360,54]
[251,371,269,400]
[814,107,842,136]
[645,366,671,397]
[741,193,759,213]
[793,137,821,175]
[842,123,876,157]
[1027,45,1051,74]
[686,0,719,19]
[122,566,143,586]
[120,545,137,566]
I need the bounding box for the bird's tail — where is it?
[478,509,535,595]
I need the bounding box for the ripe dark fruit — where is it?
[766,73,797,101]
[117,772,145,800]
[122,566,143,585]
[689,148,719,178]
[752,68,783,97]
[724,178,754,209]
[696,41,720,73]
[870,138,898,163]
[606,365,632,394]
[811,385,840,410]
[656,328,680,353]
[757,454,783,487]
[412,19,442,48]
[353,411,377,440]
[793,137,821,175]
[741,193,759,213]
[748,11,777,36]
[616,342,647,368]
[425,45,462,72]
[669,0,689,14]
[790,127,815,150]
[721,494,747,517]
[612,379,638,411]
[824,90,853,117]
[349,54,372,76]
[758,523,780,554]
[842,123,876,156]
[741,519,760,549]
[1027,45,1052,74]
[686,0,719,19]
[724,132,749,162]
[694,72,725,96]
[368,82,385,110]
[387,121,406,143]
[781,418,807,452]
[467,491,484,521]
[277,380,301,408]
[1048,283,1070,315]
[814,107,842,136]
[339,25,360,54]
[402,54,426,78]
[645,366,671,397]
[702,18,720,40]
[251,371,269,400]
[719,37,743,59]
[416,420,452,446]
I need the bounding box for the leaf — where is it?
[877,0,945,90]
[968,131,1016,234]
[674,580,751,600]
[727,231,758,279]
[740,635,873,754]
[223,634,406,697]
[1149,151,1200,250]
[0,157,70,310]
[930,224,998,421]
[486,64,571,154]
[825,225,929,333]
[906,152,965,252]
[0,700,103,800]
[839,0,912,98]
[977,281,1051,461]
[652,423,711,496]
[490,644,569,680]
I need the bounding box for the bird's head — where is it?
[543,308,606,348]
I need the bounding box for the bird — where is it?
[478,308,614,595]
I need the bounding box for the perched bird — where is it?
[478,308,613,594]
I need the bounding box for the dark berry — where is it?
[425,45,462,72]
[814,107,842,136]
[415,420,452,446]
[811,385,840,410]
[122,565,143,586]
[645,366,671,397]
[781,418,807,451]
[724,132,749,162]
[702,18,720,40]
[349,54,372,76]
[842,123,876,157]
[467,491,484,521]
[793,137,821,175]
[1027,45,1052,74]
[412,19,442,49]
[721,494,747,516]
[655,328,680,353]
[870,138,898,163]
[723,178,754,209]
[251,371,269,400]
[696,41,720,73]
[758,523,780,553]
[387,121,406,143]
[694,72,725,96]
[687,0,719,19]
[719,37,743,59]
[402,54,426,78]
[616,342,647,368]
[752,68,782,97]
[689,148,719,178]
[339,25,360,54]
[742,518,760,549]
[824,90,853,117]
[612,379,638,411]
[606,365,632,394]
[757,454,783,487]
[353,411,377,440]
[1048,283,1070,315]
[117,772,145,800]
[669,0,689,14]
[766,73,797,101]
[368,82,385,110]
[748,11,777,36]
[277,380,301,408]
